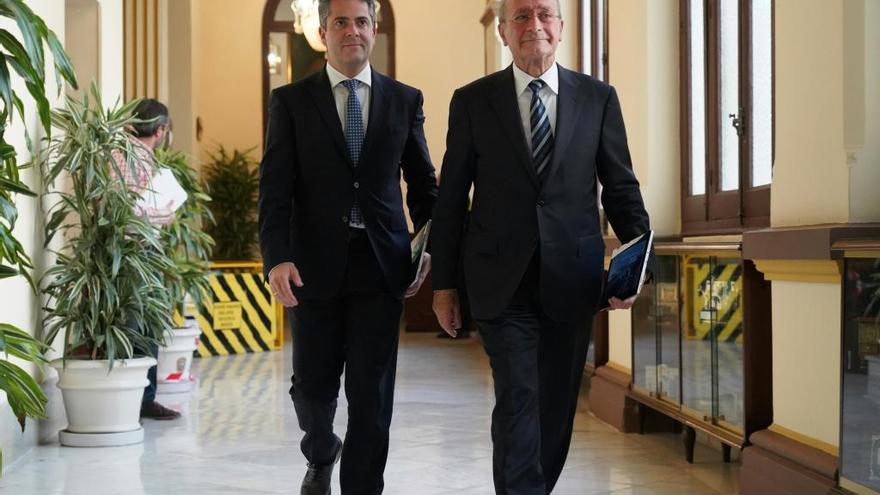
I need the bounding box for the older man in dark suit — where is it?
[258,1,437,493]
[431,0,651,493]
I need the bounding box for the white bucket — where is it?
[157,320,201,393]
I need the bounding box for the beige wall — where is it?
[98,0,125,103]
[847,0,880,223]
[63,0,124,103]
[771,0,849,227]
[607,309,632,372]
[191,0,264,162]
[165,0,197,157]
[391,1,485,166]
[605,0,680,372]
[771,281,841,447]
[609,0,679,236]
[65,0,100,100]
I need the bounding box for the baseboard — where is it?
[586,365,639,432]
[740,429,838,495]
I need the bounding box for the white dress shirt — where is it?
[326,62,372,134]
[512,62,559,152]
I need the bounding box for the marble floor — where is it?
[0,333,740,494]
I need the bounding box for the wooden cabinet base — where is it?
[586,365,639,432]
[740,430,838,495]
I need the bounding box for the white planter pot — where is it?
[156,319,201,394]
[50,356,156,447]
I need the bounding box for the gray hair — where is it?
[318,0,378,29]
[498,0,563,22]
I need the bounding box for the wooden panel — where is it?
[123,0,159,100]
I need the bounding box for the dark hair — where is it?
[318,0,377,30]
[131,98,169,138]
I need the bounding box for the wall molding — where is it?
[752,259,843,284]
[604,360,631,376]
[768,423,839,457]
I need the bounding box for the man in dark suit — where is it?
[431,0,651,493]
[258,0,437,493]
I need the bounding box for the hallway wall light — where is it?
[291,0,326,52]
[268,41,282,74]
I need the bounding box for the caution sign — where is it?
[213,302,242,330]
[194,262,285,357]
[683,256,743,344]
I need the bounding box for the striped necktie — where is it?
[528,79,554,178]
[342,79,364,227]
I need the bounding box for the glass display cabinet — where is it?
[629,242,772,463]
[839,242,880,495]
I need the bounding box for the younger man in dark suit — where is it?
[258,1,437,493]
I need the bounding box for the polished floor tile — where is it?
[0,333,739,494]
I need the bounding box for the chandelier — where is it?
[290,0,381,53]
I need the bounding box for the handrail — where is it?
[653,241,742,256]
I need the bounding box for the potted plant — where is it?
[153,146,213,392]
[201,146,259,261]
[39,87,176,447]
[0,0,77,465]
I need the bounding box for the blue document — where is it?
[600,230,654,309]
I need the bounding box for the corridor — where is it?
[0,334,739,494]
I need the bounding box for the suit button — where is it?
[537,199,546,206]
[342,215,349,223]
[354,181,360,189]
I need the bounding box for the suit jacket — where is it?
[259,66,438,299]
[431,65,650,322]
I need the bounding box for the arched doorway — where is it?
[261,0,396,133]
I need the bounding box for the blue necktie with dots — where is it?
[528,79,554,178]
[342,79,364,227]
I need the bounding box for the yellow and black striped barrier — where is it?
[684,256,743,343]
[193,261,285,357]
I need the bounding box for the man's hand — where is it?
[268,262,304,307]
[606,295,638,311]
[405,253,431,298]
[432,289,462,338]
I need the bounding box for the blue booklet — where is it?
[600,230,654,309]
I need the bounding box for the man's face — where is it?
[498,0,564,65]
[320,0,376,74]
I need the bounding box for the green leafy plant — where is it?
[154,147,214,319]
[0,0,77,469]
[201,146,259,261]
[39,88,175,367]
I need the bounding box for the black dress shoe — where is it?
[140,400,181,420]
[301,440,342,495]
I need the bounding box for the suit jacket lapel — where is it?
[360,67,387,163]
[307,67,352,168]
[489,67,539,189]
[541,66,580,190]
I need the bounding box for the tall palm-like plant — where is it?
[40,87,175,367]
[202,146,259,261]
[154,147,214,319]
[0,0,77,468]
